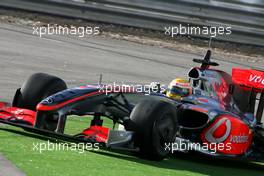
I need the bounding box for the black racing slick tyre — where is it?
[130,99,178,160]
[12,73,67,111]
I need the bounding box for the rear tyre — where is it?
[13,73,67,111]
[130,99,178,160]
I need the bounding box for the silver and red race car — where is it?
[0,50,263,161]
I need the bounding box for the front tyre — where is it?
[13,73,67,111]
[130,99,178,160]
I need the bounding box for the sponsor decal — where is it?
[249,74,264,85]
[201,115,253,155]
[205,117,231,143]
[43,97,54,104]
[232,68,264,90]
[230,135,249,144]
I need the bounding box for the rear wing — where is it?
[232,68,264,124]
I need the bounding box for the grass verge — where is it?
[0,116,263,176]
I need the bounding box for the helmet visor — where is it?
[169,86,190,97]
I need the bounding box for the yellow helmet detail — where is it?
[166,78,192,100]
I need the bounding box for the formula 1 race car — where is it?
[0,50,264,161]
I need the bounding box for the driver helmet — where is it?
[166,78,192,100]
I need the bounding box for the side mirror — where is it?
[188,68,200,80]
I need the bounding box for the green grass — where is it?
[0,116,263,176]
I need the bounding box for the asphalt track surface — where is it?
[0,23,261,102]
[0,22,263,175]
[0,154,26,176]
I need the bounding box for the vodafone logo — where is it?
[230,135,248,143]
[205,118,231,143]
[249,74,264,85]
[232,68,264,90]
